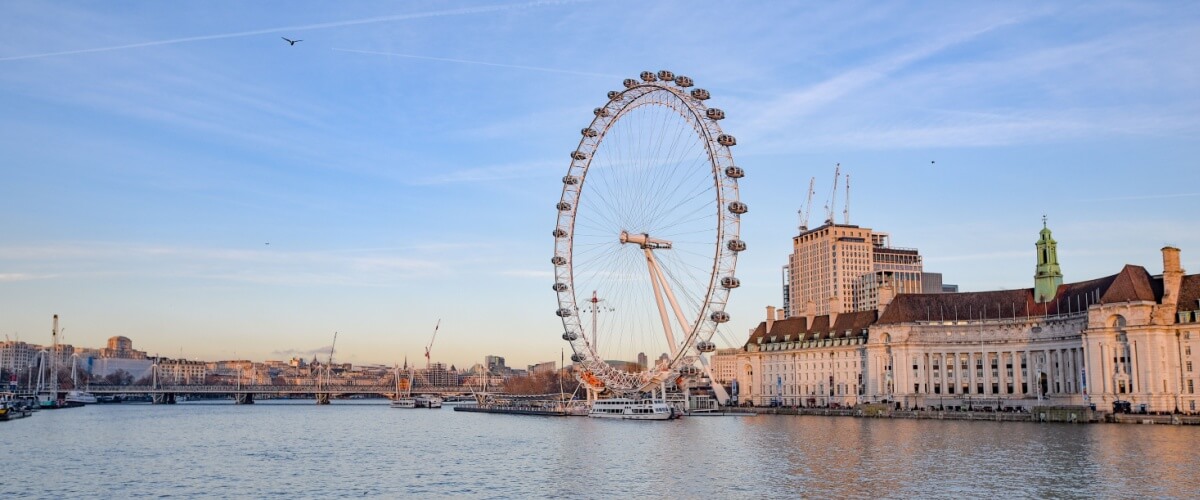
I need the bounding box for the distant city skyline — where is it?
[2,1,1198,368]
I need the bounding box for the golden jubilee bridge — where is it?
[83,381,472,405]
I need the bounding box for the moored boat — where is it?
[66,390,98,405]
[415,395,442,408]
[588,398,675,420]
[390,397,417,409]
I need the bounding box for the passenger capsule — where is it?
[552,228,568,238]
[679,366,700,376]
[556,201,572,211]
[717,134,737,147]
[727,239,746,252]
[607,90,621,100]
[571,151,588,160]
[706,108,725,120]
[691,88,710,100]
[593,107,610,117]
[562,331,578,341]
[551,255,567,266]
[696,341,716,353]
[563,175,580,185]
[570,353,586,363]
[724,166,744,179]
[720,276,740,289]
[674,75,693,87]
[657,70,675,81]
[556,308,574,318]
[552,282,569,292]
[639,71,658,82]
[623,78,638,89]
[710,310,730,323]
[728,201,748,215]
[581,128,598,138]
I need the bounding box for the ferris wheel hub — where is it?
[619,230,673,250]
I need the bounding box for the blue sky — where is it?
[2,1,1198,368]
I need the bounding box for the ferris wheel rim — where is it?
[551,71,744,395]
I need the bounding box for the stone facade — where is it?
[739,225,1200,414]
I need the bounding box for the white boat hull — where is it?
[390,398,417,409]
[588,398,675,420]
[66,391,97,405]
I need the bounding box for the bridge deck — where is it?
[84,385,471,395]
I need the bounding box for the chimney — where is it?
[776,308,785,321]
[1157,247,1184,325]
[878,274,896,314]
[766,305,776,334]
[828,296,841,326]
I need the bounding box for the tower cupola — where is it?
[1034,216,1063,303]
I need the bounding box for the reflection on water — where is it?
[2,401,1197,498]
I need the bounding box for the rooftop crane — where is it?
[824,163,841,225]
[797,176,816,233]
[843,173,851,225]
[424,319,441,370]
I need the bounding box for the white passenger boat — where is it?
[588,398,675,420]
[416,395,443,409]
[390,397,417,409]
[65,390,97,405]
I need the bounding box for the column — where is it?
[999,351,1008,395]
[1017,350,1027,393]
[1044,349,1053,395]
[968,351,976,395]
[1026,349,1033,396]
[983,352,992,395]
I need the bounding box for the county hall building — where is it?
[736,221,1200,414]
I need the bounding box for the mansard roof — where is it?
[1178,275,1200,311]
[1099,265,1158,304]
[746,310,876,346]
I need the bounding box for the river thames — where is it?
[3,401,1196,498]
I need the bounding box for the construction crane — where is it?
[424,319,441,370]
[843,173,851,225]
[797,176,816,233]
[824,163,841,225]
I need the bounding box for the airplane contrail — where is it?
[0,0,585,62]
[332,48,619,79]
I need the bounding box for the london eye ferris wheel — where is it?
[551,70,746,396]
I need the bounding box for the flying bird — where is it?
[282,37,302,46]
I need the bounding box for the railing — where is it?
[86,384,470,395]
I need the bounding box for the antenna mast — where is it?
[798,177,816,233]
[50,314,59,398]
[323,331,337,389]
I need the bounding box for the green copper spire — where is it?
[1034,215,1063,303]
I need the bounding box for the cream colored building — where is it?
[786,225,924,317]
[155,358,208,384]
[710,347,740,384]
[740,224,1200,414]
